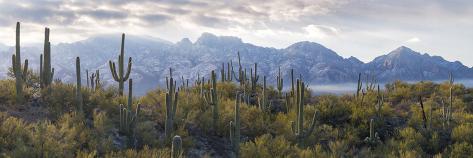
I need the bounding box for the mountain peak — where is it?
[177,38,193,47]
[387,46,422,58]
[195,32,242,46]
[395,46,412,51]
[347,56,364,65]
[287,41,325,50]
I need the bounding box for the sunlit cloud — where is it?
[406,37,421,43]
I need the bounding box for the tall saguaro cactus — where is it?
[94,70,101,90]
[40,27,54,88]
[165,68,179,139]
[109,33,132,96]
[12,22,29,103]
[76,57,83,114]
[259,76,269,111]
[276,67,283,97]
[119,79,140,135]
[232,52,247,88]
[230,93,241,158]
[221,63,226,82]
[227,61,233,81]
[250,63,259,93]
[356,73,363,98]
[204,70,219,129]
[88,70,100,90]
[290,79,317,147]
[448,73,454,126]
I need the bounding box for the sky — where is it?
[0,0,472,66]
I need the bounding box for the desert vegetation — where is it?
[1,22,473,158]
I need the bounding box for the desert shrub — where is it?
[316,95,351,126]
[386,80,414,103]
[0,80,16,105]
[104,146,171,158]
[398,127,426,155]
[42,83,76,119]
[89,111,114,154]
[452,123,473,144]
[134,120,160,147]
[240,134,296,157]
[450,142,473,158]
[0,114,31,154]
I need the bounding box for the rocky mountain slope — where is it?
[0,33,471,95]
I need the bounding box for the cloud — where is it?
[0,0,472,66]
[406,37,421,43]
[304,25,339,39]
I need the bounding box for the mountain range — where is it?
[0,33,472,95]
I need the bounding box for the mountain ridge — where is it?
[0,33,471,95]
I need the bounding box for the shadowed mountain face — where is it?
[0,33,471,95]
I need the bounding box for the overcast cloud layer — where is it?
[0,0,472,66]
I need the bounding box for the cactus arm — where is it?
[50,68,54,83]
[306,111,318,137]
[22,59,28,81]
[123,57,132,81]
[232,69,241,82]
[173,91,179,118]
[109,61,119,81]
[86,70,89,88]
[128,79,133,110]
[40,54,43,87]
[12,55,17,75]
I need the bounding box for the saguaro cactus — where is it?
[94,70,101,90]
[165,68,179,139]
[276,67,283,97]
[89,71,95,89]
[232,52,247,88]
[172,135,183,158]
[290,79,317,147]
[221,63,226,82]
[76,57,83,114]
[448,73,454,126]
[119,79,140,135]
[227,61,233,81]
[259,76,269,111]
[204,70,219,129]
[364,118,381,146]
[290,69,295,96]
[109,33,132,96]
[12,22,29,103]
[195,73,204,97]
[40,27,54,88]
[357,73,362,98]
[86,70,90,88]
[230,93,241,158]
[376,85,384,117]
[250,63,259,93]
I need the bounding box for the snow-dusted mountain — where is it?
[0,33,471,95]
[363,46,473,81]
